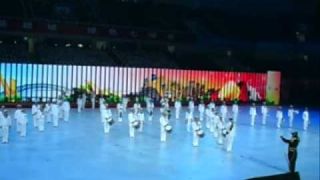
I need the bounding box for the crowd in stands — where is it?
[0,37,177,68]
[0,42,29,61]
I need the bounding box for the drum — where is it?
[132,120,140,129]
[164,124,173,133]
[197,129,205,138]
[107,118,114,125]
[222,128,228,137]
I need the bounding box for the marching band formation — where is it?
[0,94,311,152]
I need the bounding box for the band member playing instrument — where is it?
[192,117,204,147]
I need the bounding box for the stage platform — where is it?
[0,106,319,180]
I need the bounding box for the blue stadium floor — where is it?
[0,106,319,180]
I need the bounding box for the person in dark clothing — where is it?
[280,132,300,173]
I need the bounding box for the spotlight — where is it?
[78,43,83,48]
[54,43,58,47]
[65,43,71,47]
[23,36,28,41]
[0,40,2,44]
[14,40,17,44]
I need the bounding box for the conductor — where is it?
[280,132,300,173]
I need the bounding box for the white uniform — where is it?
[249,106,257,126]
[18,112,28,137]
[117,103,124,122]
[36,109,45,131]
[99,98,104,110]
[205,108,211,129]
[82,94,87,109]
[138,112,145,132]
[100,104,107,123]
[216,118,224,144]
[185,111,193,132]
[32,104,39,128]
[62,101,70,122]
[261,105,268,125]
[232,104,239,122]
[192,121,202,146]
[147,101,154,121]
[102,109,112,134]
[288,108,298,128]
[220,105,228,122]
[302,110,309,130]
[122,98,129,112]
[133,103,141,114]
[91,93,96,109]
[198,103,205,121]
[51,104,59,127]
[174,101,181,119]
[160,115,169,142]
[212,113,220,135]
[223,121,235,152]
[1,114,11,143]
[128,112,136,137]
[276,109,283,128]
[14,109,22,132]
[77,97,83,112]
[44,103,51,123]
[189,101,195,113]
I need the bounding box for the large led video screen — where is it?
[0,63,276,104]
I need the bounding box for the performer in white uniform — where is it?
[44,102,52,123]
[198,101,205,121]
[276,106,284,128]
[77,95,83,113]
[117,102,124,122]
[302,107,310,130]
[220,102,228,122]
[32,103,39,128]
[1,110,11,143]
[101,105,113,134]
[188,99,195,114]
[160,112,171,142]
[91,91,96,109]
[14,105,22,133]
[146,99,154,121]
[62,100,71,122]
[36,107,45,132]
[185,109,193,132]
[122,97,129,112]
[128,110,138,138]
[223,118,235,152]
[205,107,211,129]
[192,118,204,147]
[138,109,145,132]
[51,102,59,127]
[211,111,219,134]
[287,105,299,128]
[249,103,257,126]
[82,93,87,109]
[261,102,268,125]
[174,99,182,120]
[216,116,224,144]
[133,99,141,114]
[18,110,28,137]
[232,102,239,122]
